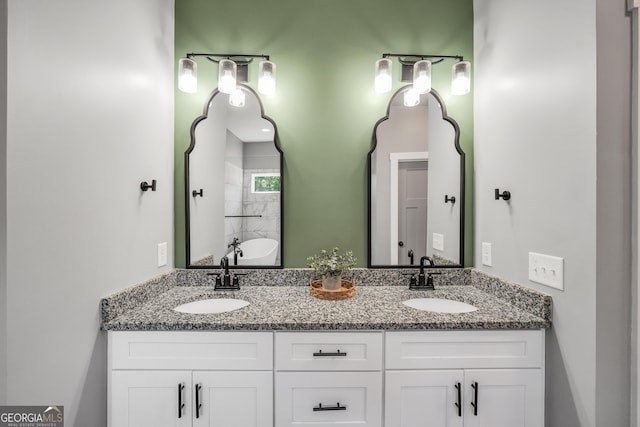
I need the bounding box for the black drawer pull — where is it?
[313,402,347,412]
[195,383,202,419]
[313,349,347,357]
[471,381,479,416]
[177,382,185,419]
[454,382,462,417]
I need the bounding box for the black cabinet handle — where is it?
[471,381,479,416]
[454,382,462,417]
[177,382,185,419]
[195,383,202,419]
[313,349,347,357]
[313,402,347,412]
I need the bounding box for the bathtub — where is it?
[226,238,279,266]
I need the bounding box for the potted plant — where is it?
[307,247,357,291]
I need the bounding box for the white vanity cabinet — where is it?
[107,329,545,427]
[274,332,384,427]
[108,331,274,427]
[384,330,545,427]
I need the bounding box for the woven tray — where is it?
[310,279,356,300]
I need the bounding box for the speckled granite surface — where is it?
[101,268,551,331]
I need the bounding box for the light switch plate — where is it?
[433,233,444,251]
[528,252,564,290]
[481,242,492,266]
[157,242,168,267]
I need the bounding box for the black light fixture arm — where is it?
[382,53,464,64]
[185,53,270,64]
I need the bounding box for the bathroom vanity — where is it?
[102,269,551,427]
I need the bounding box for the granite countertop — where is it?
[101,269,551,331]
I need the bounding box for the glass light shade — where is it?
[413,60,432,94]
[403,88,420,107]
[451,61,471,95]
[375,58,393,93]
[229,87,246,107]
[178,58,197,93]
[218,59,237,94]
[258,60,276,95]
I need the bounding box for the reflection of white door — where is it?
[389,152,428,264]
[398,161,428,265]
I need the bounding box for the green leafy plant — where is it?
[307,247,357,278]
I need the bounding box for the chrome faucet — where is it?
[228,237,243,265]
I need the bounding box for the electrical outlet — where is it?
[481,242,492,266]
[433,233,444,251]
[528,252,564,290]
[157,242,168,267]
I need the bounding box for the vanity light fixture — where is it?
[258,60,276,96]
[374,53,471,98]
[178,58,197,93]
[229,87,246,107]
[177,53,276,96]
[403,87,420,107]
[218,59,237,94]
[374,58,393,93]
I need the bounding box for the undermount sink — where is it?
[402,298,478,314]
[174,298,249,314]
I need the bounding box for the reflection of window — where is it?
[251,173,281,193]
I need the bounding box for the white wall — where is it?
[372,101,429,264]
[0,0,6,405]
[595,0,632,424]
[189,94,227,264]
[426,97,460,262]
[474,0,630,425]
[5,1,174,426]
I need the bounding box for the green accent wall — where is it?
[175,0,474,268]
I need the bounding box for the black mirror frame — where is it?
[367,87,465,268]
[184,84,284,269]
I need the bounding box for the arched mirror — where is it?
[368,87,464,267]
[185,84,283,268]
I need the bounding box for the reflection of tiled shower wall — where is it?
[242,168,281,263]
[225,162,243,250]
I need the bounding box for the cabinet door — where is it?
[385,370,464,427]
[110,371,192,427]
[193,371,272,427]
[463,369,543,427]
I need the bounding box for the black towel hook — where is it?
[140,180,157,192]
[444,195,456,204]
[494,188,511,201]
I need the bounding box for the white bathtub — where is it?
[226,238,279,266]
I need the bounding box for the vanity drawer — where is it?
[386,330,544,369]
[109,331,273,370]
[275,371,382,427]
[275,332,383,371]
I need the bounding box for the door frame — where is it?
[389,151,428,264]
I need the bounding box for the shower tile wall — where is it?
[225,161,243,247]
[243,168,281,263]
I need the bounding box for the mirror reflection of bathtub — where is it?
[185,84,284,268]
[226,238,279,266]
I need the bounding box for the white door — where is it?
[110,370,192,427]
[463,369,543,427]
[385,370,464,427]
[193,371,273,427]
[398,160,428,265]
